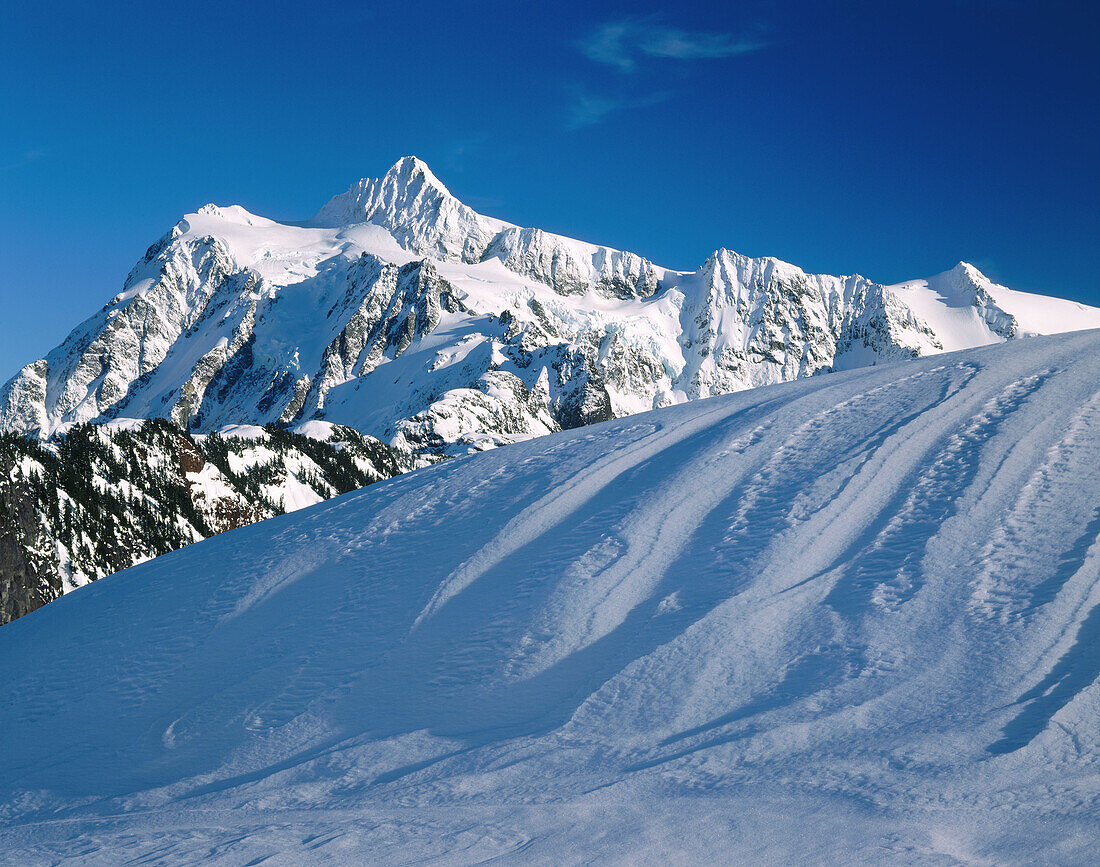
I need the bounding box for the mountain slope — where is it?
[3,157,1098,458]
[3,331,1100,862]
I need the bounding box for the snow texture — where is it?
[3,330,1100,863]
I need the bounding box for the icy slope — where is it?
[3,157,1099,459]
[3,330,1100,862]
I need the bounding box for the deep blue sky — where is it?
[2,0,1097,381]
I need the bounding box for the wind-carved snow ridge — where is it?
[4,332,1100,862]
[969,389,1100,622]
[3,156,1100,463]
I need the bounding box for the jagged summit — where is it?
[310,158,661,295]
[3,158,1099,451]
[313,155,452,225]
[389,154,446,189]
[705,247,821,279]
[311,155,503,262]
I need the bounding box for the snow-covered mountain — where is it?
[3,156,1098,458]
[0,419,406,623]
[3,331,1100,862]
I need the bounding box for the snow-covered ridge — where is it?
[2,156,1098,456]
[4,332,1100,861]
[313,156,663,299]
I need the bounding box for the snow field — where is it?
[3,330,1100,862]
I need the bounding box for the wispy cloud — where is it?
[566,88,671,130]
[0,149,45,173]
[567,92,620,129]
[567,16,767,129]
[577,17,767,72]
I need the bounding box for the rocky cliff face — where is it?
[0,443,57,623]
[0,419,407,623]
[3,157,1097,460]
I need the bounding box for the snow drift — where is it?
[3,330,1100,862]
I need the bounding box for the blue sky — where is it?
[1,0,1097,381]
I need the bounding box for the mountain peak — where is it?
[310,157,501,261]
[310,156,462,231]
[383,155,449,195]
[952,261,986,280]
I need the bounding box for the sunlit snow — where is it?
[3,331,1100,862]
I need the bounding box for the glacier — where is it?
[3,156,1099,460]
[2,330,1100,862]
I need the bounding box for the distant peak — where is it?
[191,203,270,228]
[195,203,258,224]
[384,155,445,190]
[369,155,451,201]
[951,261,987,282]
[311,156,459,228]
[709,247,743,263]
[706,247,806,278]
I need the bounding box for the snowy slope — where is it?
[3,157,1099,459]
[3,330,1100,863]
